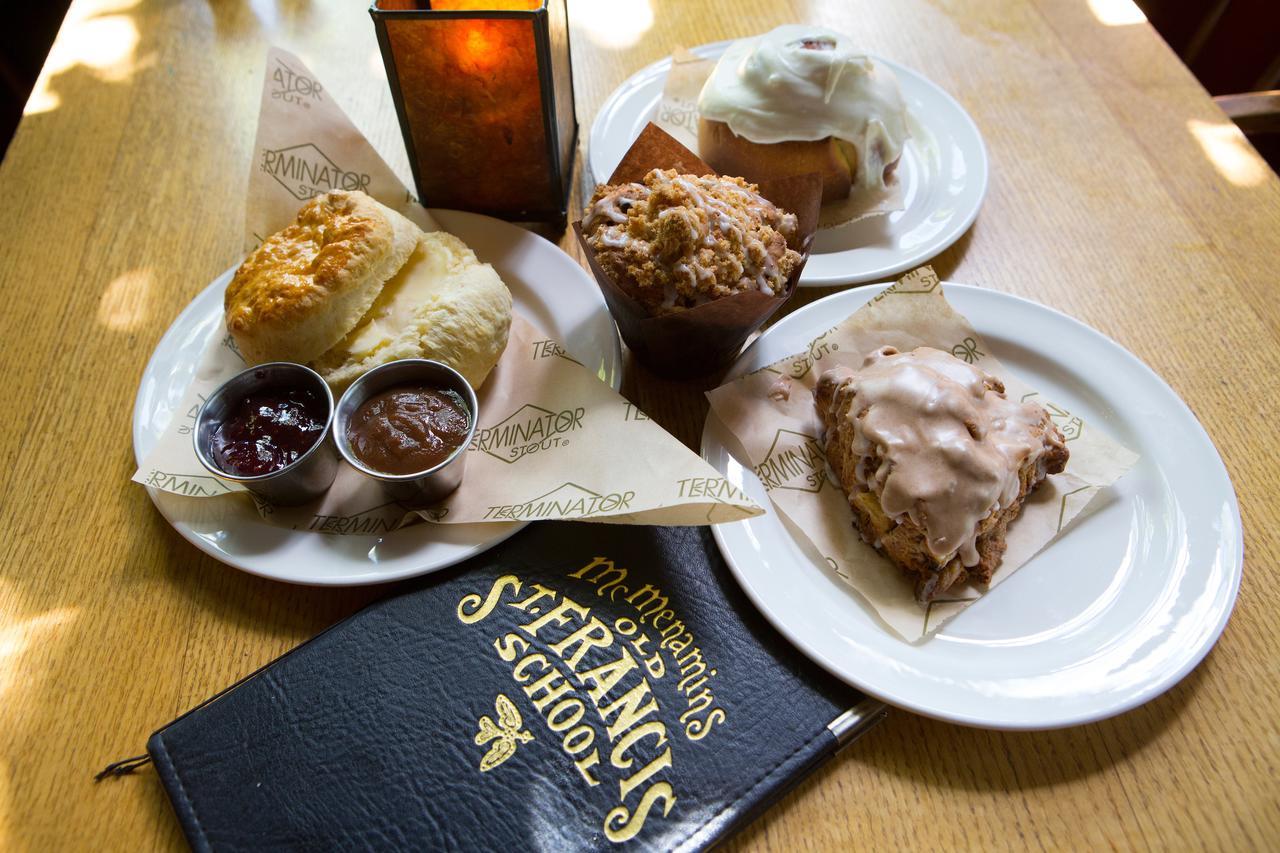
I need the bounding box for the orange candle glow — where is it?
[371,0,577,223]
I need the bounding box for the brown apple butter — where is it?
[346,384,471,475]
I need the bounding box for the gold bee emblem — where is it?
[474,694,533,772]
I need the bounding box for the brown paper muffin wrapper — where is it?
[574,123,823,380]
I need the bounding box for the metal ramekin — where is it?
[333,359,478,507]
[193,362,339,507]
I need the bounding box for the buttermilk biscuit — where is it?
[816,347,1069,603]
[581,169,801,315]
[312,231,512,391]
[225,191,419,366]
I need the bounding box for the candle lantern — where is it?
[370,0,577,225]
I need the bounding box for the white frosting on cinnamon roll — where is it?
[697,25,910,191]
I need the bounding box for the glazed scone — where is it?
[582,168,802,315]
[311,231,512,391]
[226,191,419,365]
[815,347,1068,603]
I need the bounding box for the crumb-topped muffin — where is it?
[581,169,802,314]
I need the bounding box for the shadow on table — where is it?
[862,660,1205,792]
[721,655,1208,845]
[726,651,1211,849]
[926,223,976,283]
[127,492,394,642]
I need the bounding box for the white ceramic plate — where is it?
[133,210,622,586]
[588,41,989,287]
[701,283,1242,729]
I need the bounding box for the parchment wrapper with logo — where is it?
[653,47,904,230]
[131,48,763,531]
[245,47,436,252]
[705,267,1139,641]
[573,123,822,380]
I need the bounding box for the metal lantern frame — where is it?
[370,0,578,224]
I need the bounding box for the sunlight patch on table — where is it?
[1087,0,1146,26]
[1188,119,1269,188]
[98,269,153,332]
[575,0,653,49]
[24,0,141,117]
[0,758,11,853]
[0,600,77,848]
[248,0,282,30]
[0,608,79,701]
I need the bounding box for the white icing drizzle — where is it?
[661,275,681,308]
[599,227,630,248]
[819,347,1058,567]
[584,184,651,229]
[644,170,793,296]
[697,25,910,190]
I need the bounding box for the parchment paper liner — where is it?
[131,47,764,533]
[574,123,822,380]
[705,266,1140,641]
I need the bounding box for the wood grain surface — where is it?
[1,0,1276,849]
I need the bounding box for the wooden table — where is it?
[2,0,1276,848]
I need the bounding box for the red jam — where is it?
[211,386,328,477]
[346,385,471,476]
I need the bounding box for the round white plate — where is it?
[701,284,1242,729]
[133,210,622,586]
[588,41,989,287]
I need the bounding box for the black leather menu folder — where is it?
[148,521,884,851]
